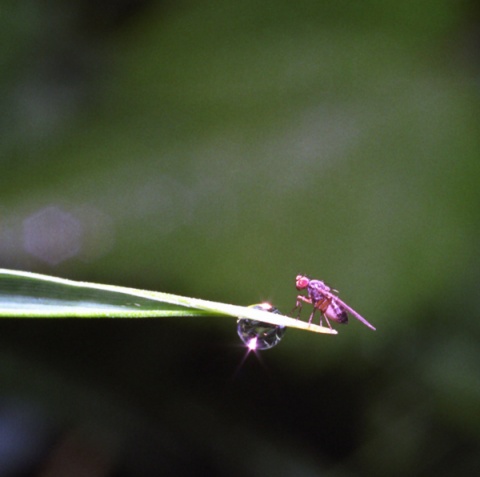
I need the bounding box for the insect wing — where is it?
[332,295,376,331]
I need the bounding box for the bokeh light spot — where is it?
[23,206,83,265]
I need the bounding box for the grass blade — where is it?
[0,269,337,335]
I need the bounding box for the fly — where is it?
[292,275,376,331]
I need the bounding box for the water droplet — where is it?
[237,303,286,350]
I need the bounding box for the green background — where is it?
[1,1,479,475]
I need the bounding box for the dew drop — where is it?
[237,303,286,350]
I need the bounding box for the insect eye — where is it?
[295,275,310,289]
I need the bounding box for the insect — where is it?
[292,275,376,331]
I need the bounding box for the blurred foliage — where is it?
[0,0,479,475]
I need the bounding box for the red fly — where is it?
[292,275,376,331]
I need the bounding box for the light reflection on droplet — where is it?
[247,337,258,351]
[237,303,286,351]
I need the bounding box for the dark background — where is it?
[1,1,479,475]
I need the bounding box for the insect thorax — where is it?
[307,280,329,303]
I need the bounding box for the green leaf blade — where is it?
[0,269,336,334]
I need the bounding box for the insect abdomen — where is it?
[326,301,348,324]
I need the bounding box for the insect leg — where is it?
[291,295,312,319]
[311,295,334,327]
[321,313,333,330]
[290,301,302,318]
